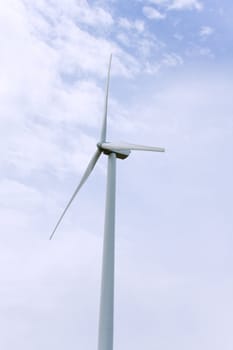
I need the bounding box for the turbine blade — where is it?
[50,149,101,240]
[101,142,165,153]
[100,54,112,143]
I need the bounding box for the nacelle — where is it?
[97,143,130,160]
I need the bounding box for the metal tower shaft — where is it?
[98,153,116,350]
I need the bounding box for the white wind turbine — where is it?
[50,54,165,350]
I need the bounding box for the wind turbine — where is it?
[50,54,165,350]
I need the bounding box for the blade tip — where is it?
[109,53,113,64]
[49,228,57,240]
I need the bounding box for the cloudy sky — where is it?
[1,0,233,349]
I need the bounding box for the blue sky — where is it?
[0,1,233,349]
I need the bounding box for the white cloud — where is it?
[0,0,144,179]
[147,0,203,11]
[116,32,131,46]
[118,17,145,33]
[200,26,214,37]
[149,0,167,4]
[162,53,183,66]
[174,33,184,40]
[25,0,114,28]
[186,44,214,58]
[143,6,166,20]
[169,0,203,10]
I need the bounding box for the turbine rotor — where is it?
[50,55,165,239]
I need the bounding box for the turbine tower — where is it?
[50,54,165,350]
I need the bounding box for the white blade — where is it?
[101,142,165,153]
[100,54,112,143]
[50,149,101,240]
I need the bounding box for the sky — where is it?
[0,0,233,349]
